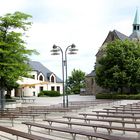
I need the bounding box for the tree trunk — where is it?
[0,89,5,110]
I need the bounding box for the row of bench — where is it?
[20,101,140,140]
[22,121,138,140]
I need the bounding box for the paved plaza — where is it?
[0,95,139,140]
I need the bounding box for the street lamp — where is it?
[65,44,78,107]
[51,45,65,108]
[51,44,78,108]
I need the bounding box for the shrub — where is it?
[38,90,60,97]
[96,93,140,100]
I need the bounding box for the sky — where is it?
[0,0,140,78]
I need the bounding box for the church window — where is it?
[134,25,136,30]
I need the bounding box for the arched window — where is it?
[39,75,43,81]
[51,75,54,83]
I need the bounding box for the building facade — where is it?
[14,61,63,97]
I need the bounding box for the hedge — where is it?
[38,90,61,97]
[96,93,140,100]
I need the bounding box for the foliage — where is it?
[0,11,38,91]
[67,69,85,94]
[38,90,61,97]
[96,93,140,100]
[95,39,140,94]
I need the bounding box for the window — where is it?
[51,76,54,82]
[39,75,43,81]
[137,26,139,30]
[40,86,43,92]
[32,75,35,79]
[57,86,60,92]
[33,92,35,96]
[51,86,55,91]
[134,25,136,30]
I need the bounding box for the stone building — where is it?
[85,9,140,95]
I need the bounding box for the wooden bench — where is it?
[113,106,140,110]
[22,122,138,140]
[63,115,140,128]
[0,115,18,127]
[79,112,140,122]
[104,108,140,112]
[0,125,51,140]
[16,98,36,103]
[43,118,140,137]
[92,110,140,116]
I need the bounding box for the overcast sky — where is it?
[0,0,140,78]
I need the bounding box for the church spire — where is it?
[133,8,140,32]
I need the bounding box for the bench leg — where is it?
[138,132,140,138]
[16,136,18,140]
[108,122,112,127]
[27,125,31,134]
[48,121,52,126]
[71,133,76,140]
[107,128,112,135]
[93,127,97,132]
[87,136,93,140]
[68,124,72,129]
[10,118,14,127]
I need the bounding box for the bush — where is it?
[38,90,61,97]
[96,93,140,100]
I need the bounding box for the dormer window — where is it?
[51,75,54,82]
[39,75,43,81]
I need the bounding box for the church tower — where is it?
[129,9,140,40]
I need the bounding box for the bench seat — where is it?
[0,125,51,140]
[22,122,138,140]
[43,118,140,137]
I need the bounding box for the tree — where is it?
[0,11,37,95]
[67,69,85,94]
[95,39,140,94]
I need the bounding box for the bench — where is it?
[113,106,140,110]
[92,110,140,116]
[0,125,51,140]
[79,112,140,122]
[16,98,36,103]
[0,115,18,127]
[104,108,140,112]
[43,118,140,137]
[22,122,138,140]
[63,115,140,128]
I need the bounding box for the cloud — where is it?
[0,0,140,78]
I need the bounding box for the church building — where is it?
[85,9,140,95]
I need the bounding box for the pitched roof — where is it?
[28,61,62,83]
[114,30,129,40]
[133,9,140,24]
[86,70,95,77]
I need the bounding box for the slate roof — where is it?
[28,61,62,83]
[114,30,129,40]
[86,70,95,77]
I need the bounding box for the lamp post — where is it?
[51,45,65,107]
[51,44,78,108]
[65,44,78,107]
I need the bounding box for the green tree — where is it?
[67,69,85,94]
[95,39,140,94]
[0,11,37,94]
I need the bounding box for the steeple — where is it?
[129,9,140,40]
[133,8,140,32]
